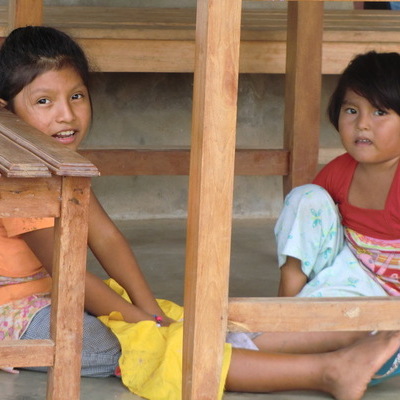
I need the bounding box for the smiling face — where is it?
[11,66,91,151]
[338,89,400,169]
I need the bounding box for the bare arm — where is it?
[86,191,169,320]
[278,256,307,297]
[22,190,172,325]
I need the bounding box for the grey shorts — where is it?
[21,305,121,377]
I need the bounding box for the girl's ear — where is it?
[0,99,8,109]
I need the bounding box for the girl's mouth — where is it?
[355,138,372,145]
[52,130,77,144]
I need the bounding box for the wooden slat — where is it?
[0,7,398,73]
[228,297,400,332]
[78,148,289,176]
[0,339,54,367]
[78,148,341,176]
[0,109,99,177]
[0,177,61,218]
[79,38,195,73]
[0,134,50,177]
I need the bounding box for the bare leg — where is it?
[278,256,307,297]
[253,330,367,354]
[226,331,400,400]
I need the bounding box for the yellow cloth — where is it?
[99,279,232,400]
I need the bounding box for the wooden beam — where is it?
[78,148,289,176]
[0,339,54,367]
[228,297,400,333]
[47,176,91,400]
[283,1,323,194]
[8,0,43,31]
[182,0,242,398]
[0,177,61,218]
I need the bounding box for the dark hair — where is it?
[328,51,400,130]
[0,26,91,109]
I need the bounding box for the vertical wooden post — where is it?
[8,0,43,31]
[46,176,90,400]
[283,1,323,194]
[182,0,242,399]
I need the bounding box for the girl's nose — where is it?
[356,112,370,130]
[56,101,75,123]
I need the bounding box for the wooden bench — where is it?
[1,1,398,178]
[0,107,98,400]
[2,5,399,75]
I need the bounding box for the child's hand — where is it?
[153,314,176,327]
[160,316,176,327]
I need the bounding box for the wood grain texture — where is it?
[0,7,398,73]
[182,0,242,398]
[228,297,400,332]
[0,109,99,177]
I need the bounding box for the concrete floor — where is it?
[1,218,400,399]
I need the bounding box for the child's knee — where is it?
[287,183,329,201]
[285,184,334,211]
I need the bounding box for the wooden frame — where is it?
[0,108,98,400]
[2,2,399,178]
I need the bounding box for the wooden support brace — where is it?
[182,0,242,399]
[8,0,43,31]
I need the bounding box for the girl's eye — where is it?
[374,109,387,116]
[71,93,84,100]
[343,107,357,115]
[37,98,50,105]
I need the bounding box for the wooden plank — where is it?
[44,6,197,40]
[283,2,322,193]
[80,38,195,73]
[0,109,99,177]
[228,297,400,332]
[0,339,54,367]
[0,177,61,218]
[0,134,50,177]
[47,176,90,400]
[78,148,289,176]
[182,0,242,398]
[8,0,43,30]
[0,7,400,73]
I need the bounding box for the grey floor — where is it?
[1,219,400,399]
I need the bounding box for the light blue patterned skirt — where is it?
[274,184,387,298]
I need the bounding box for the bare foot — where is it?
[321,331,400,400]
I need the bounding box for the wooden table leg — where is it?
[46,177,91,400]
[182,0,242,399]
[283,1,323,194]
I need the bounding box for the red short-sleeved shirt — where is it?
[313,153,400,240]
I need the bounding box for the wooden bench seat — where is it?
[2,7,400,74]
[0,4,394,177]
